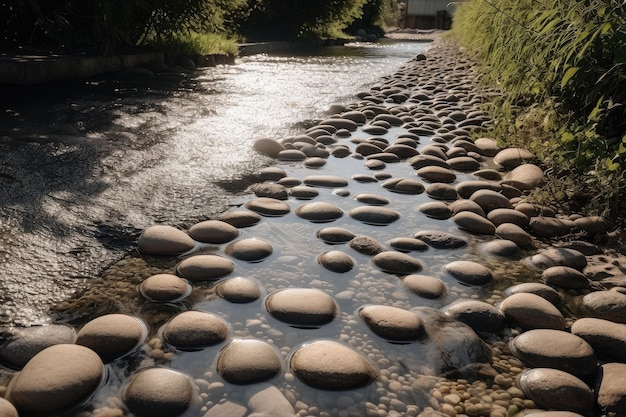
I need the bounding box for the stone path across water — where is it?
[1,39,626,417]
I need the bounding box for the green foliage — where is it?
[452,0,626,218]
[153,32,240,56]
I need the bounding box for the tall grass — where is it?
[452,0,626,217]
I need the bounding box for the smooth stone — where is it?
[474,138,501,156]
[216,277,262,303]
[359,305,424,341]
[258,167,287,180]
[412,230,467,249]
[331,146,351,157]
[384,144,419,158]
[503,282,562,305]
[349,206,400,225]
[447,156,480,172]
[138,225,195,256]
[409,154,451,170]
[574,215,610,234]
[481,239,520,257]
[487,208,530,227]
[265,288,337,327]
[522,413,583,417]
[472,168,502,181]
[316,227,356,244]
[0,399,17,417]
[354,193,389,205]
[217,339,282,384]
[386,237,429,252]
[502,163,546,190]
[444,260,492,285]
[526,248,587,271]
[571,317,626,362]
[517,368,594,414]
[596,362,626,415]
[203,401,247,417]
[364,159,386,170]
[176,255,235,281]
[366,152,400,163]
[529,216,577,238]
[449,199,485,217]
[348,235,387,256]
[0,324,76,370]
[162,311,229,350]
[418,201,451,219]
[493,147,536,169]
[443,300,506,333]
[290,340,377,390]
[289,185,319,199]
[351,174,378,183]
[219,211,262,228]
[277,149,306,161]
[416,166,457,183]
[188,220,240,244]
[470,189,512,212]
[372,251,423,274]
[381,178,425,194]
[516,202,556,217]
[415,307,494,378]
[426,183,458,200]
[253,138,285,158]
[244,197,290,217]
[123,367,194,417]
[317,251,355,273]
[303,175,349,188]
[453,211,496,235]
[7,344,104,414]
[402,274,447,298]
[582,290,626,323]
[500,293,565,330]
[304,156,327,167]
[342,110,367,124]
[277,177,302,186]
[321,118,358,131]
[542,266,589,289]
[250,182,289,200]
[422,145,448,160]
[295,202,343,223]
[510,329,596,376]
[225,238,273,262]
[455,180,502,199]
[495,223,533,248]
[140,274,191,303]
[246,384,297,417]
[355,142,384,156]
[76,314,147,362]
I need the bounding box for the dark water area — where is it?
[0,40,429,326]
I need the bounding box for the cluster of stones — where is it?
[2,39,626,417]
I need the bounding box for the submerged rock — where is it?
[123,367,195,417]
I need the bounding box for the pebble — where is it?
[443,299,505,333]
[265,288,338,327]
[526,248,587,271]
[295,201,344,223]
[499,293,565,330]
[542,265,589,289]
[510,329,597,377]
[418,201,452,219]
[354,193,390,205]
[582,290,626,323]
[444,260,493,285]
[217,339,283,384]
[317,250,355,273]
[486,208,529,228]
[250,182,289,199]
[316,226,356,244]
[0,399,17,417]
[176,254,235,281]
[245,197,291,216]
[426,183,458,200]
[7,344,104,414]
[188,220,240,243]
[349,235,387,255]
[290,340,378,389]
[225,238,273,262]
[290,185,320,199]
[493,148,536,169]
[216,277,262,303]
[571,317,626,362]
[162,311,230,350]
[386,237,429,252]
[517,368,594,414]
[480,239,519,257]
[138,225,195,256]
[219,210,262,227]
[359,305,424,341]
[76,314,147,362]
[416,166,457,183]
[303,175,349,188]
[349,206,401,225]
[495,223,533,248]
[381,178,425,194]
[469,189,512,213]
[123,367,195,417]
[139,273,192,302]
[503,282,561,305]
[372,251,423,274]
[402,274,447,298]
[412,230,467,249]
[453,211,496,235]
[253,138,285,158]
[247,384,297,417]
[595,362,626,416]
[528,216,577,238]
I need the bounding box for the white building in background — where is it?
[403,0,456,29]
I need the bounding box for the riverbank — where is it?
[1,37,625,417]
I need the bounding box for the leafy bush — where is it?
[452,0,626,217]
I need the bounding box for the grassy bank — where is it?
[451,0,626,218]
